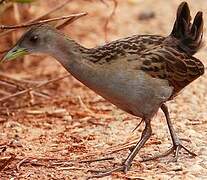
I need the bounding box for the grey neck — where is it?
[49,36,99,88]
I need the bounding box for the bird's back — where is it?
[85,32,204,99]
[85,1,204,99]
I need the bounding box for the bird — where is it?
[2,1,204,177]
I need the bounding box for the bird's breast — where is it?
[74,63,173,118]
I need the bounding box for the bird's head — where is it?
[2,24,59,62]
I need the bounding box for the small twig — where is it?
[79,157,114,163]
[16,157,30,171]
[56,15,86,30]
[0,89,11,96]
[75,138,138,161]
[103,0,117,42]
[0,12,87,29]
[0,49,9,54]
[0,72,44,84]
[77,96,94,114]
[57,167,91,171]
[0,73,50,99]
[32,0,72,21]
[30,161,49,167]
[99,0,110,7]
[0,0,72,36]
[103,142,137,156]
[0,84,50,100]
[0,74,70,102]
[0,154,16,172]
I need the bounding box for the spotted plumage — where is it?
[83,31,204,97]
[79,1,204,99]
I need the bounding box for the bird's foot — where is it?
[87,162,131,179]
[141,140,196,162]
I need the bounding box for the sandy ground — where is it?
[0,0,207,179]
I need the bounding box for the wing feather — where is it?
[140,46,204,96]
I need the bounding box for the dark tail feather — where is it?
[170,2,203,55]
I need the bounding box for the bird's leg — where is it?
[123,120,152,172]
[142,104,196,162]
[89,120,152,178]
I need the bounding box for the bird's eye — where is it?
[30,35,39,43]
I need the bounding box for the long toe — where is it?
[141,147,175,162]
[173,143,197,160]
[141,142,196,163]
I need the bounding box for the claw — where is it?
[156,104,197,163]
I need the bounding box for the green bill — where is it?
[1,46,28,63]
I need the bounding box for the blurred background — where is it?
[0,0,206,179]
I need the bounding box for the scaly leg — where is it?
[142,104,196,162]
[89,120,152,178]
